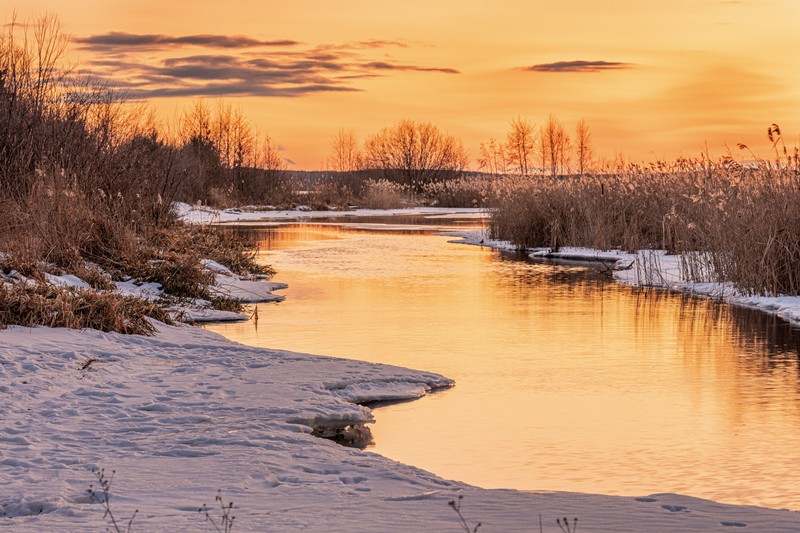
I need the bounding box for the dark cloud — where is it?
[124,83,360,99]
[79,38,459,99]
[75,32,299,51]
[76,32,459,99]
[521,60,632,73]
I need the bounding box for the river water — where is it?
[204,219,800,510]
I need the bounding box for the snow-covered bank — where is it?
[175,201,488,225]
[453,230,800,328]
[184,260,288,323]
[3,323,799,532]
[119,260,286,323]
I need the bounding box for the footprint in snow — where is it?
[661,505,688,512]
[339,476,368,485]
[301,466,342,475]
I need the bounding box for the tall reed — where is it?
[489,155,800,296]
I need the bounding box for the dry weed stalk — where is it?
[88,468,138,533]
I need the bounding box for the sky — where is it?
[5,0,800,169]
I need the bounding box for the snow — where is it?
[453,230,800,328]
[44,273,90,289]
[174,201,489,225]
[3,323,799,532]
[56,263,286,324]
[210,274,287,305]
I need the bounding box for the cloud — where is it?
[76,35,460,99]
[352,39,410,49]
[521,60,632,73]
[75,32,299,50]
[124,83,361,99]
[362,61,460,74]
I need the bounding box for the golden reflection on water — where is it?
[206,224,800,510]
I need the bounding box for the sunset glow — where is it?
[8,0,800,168]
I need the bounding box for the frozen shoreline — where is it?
[175,201,489,225]
[451,229,800,328]
[2,209,800,531]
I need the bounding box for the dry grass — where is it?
[421,175,493,207]
[132,251,216,301]
[0,283,172,335]
[359,179,414,209]
[489,154,800,296]
[162,225,275,278]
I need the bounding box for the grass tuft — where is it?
[0,283,172,335]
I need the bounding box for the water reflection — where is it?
[205,223,800,510]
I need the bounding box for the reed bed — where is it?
[358,179,414,209]
[489,158,800,296]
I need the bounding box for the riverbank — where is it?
[3,210,800,531]
[453,229,800,327]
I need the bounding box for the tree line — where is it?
[476,115,593,178]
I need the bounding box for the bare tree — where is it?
[257,134,286,173]
[541,114,571,177]
[327,129,362,172]
[180,99,212,146]
[477,138,507,175]
[229,107,255,173]
[505,116,535,176]
[538,131,547,177]
[31,13,69,111]
[363,119,468,191]
[211,100,234,168]
[0,13,70,201]
[256,133,289,198]
[575,117,593,176]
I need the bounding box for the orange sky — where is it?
[5,0,800,169]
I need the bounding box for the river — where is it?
[204,218,800,510]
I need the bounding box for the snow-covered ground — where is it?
[3,323,799,532]
[3,214,800,531]
[453,229,800,328]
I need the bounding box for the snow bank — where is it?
[34,262,287,324]
[175,201,488,225]
[2,324,798,531]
